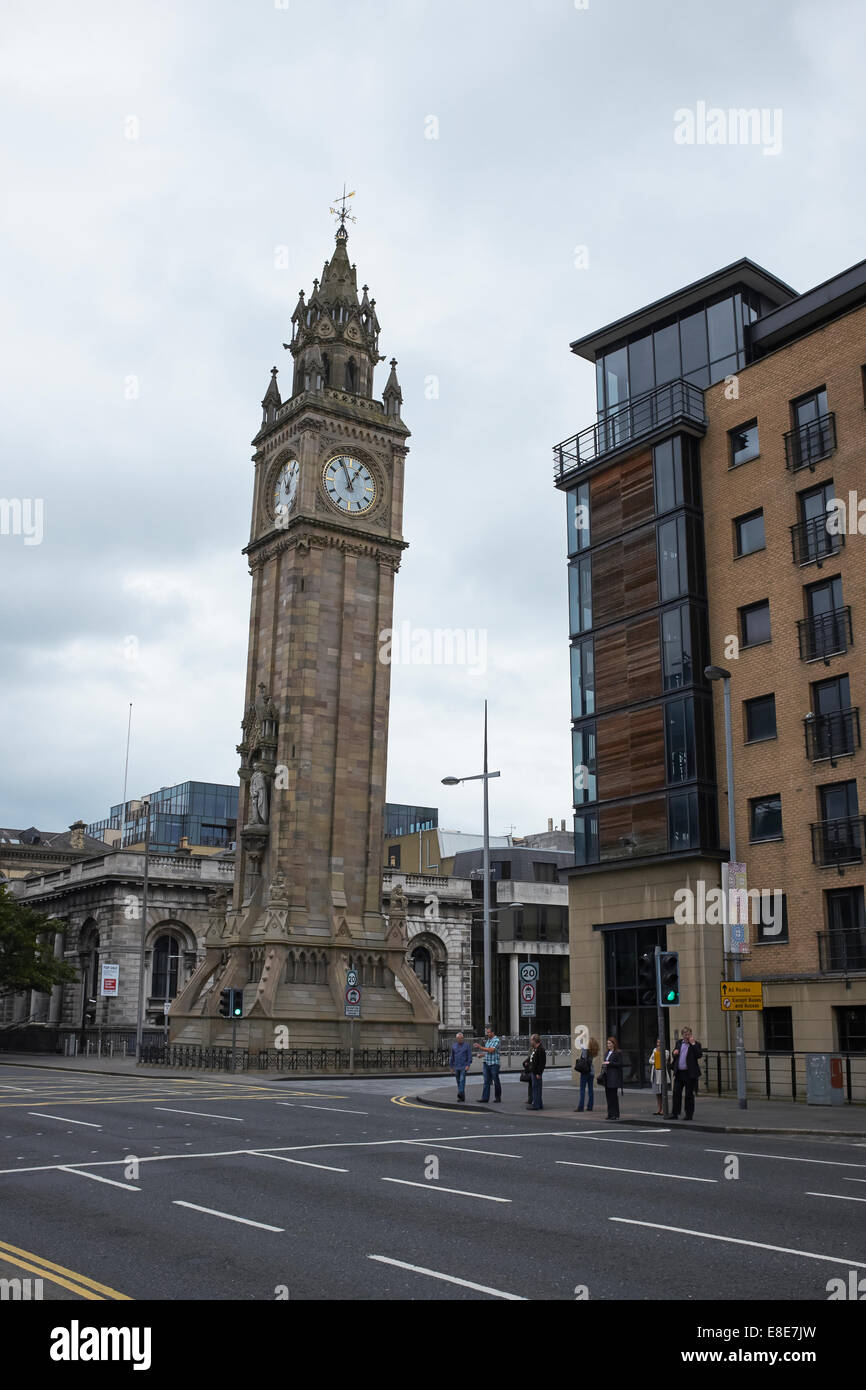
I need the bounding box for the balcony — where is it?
[784,412,836,471]
[553,379,706,482]
[797,606,852,663]
[817,928,866,973]
[810,815,866,867]
[790,515,844,568]
[804,708,861,763]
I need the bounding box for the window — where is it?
[756,893,788,944]
[661,605,689,690]
[735,509,765,557]
[152,935,180,1000]
[750,795,782,842]
[707,299,737,362]
[572,725,597,804]
[763,1007,793,1053]
[387,844,401,869]
[567,482,590,554]
[729,420,759,468]
[575,812,599,866]
[795,480,840,566]
[569,557,592,634]
[570,638,595,717]
[665,698,695,783]
[658,516,688,601]
[628,335,654,398]
[819,779,859,822]
[836,1006,866,1053]
[790,387,833,468]
[680,310,708,376]
[653,438,683,515]
[653,322,680,385]
[740,600,771,647]
[826,888,866,972]
[793,386,829,431]
[809,675,854,760]
[744,694,777,742]
[533,861,558,883]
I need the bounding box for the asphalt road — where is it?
[1,1062,864,1303]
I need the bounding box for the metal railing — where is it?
[790,514,843,567]
[804,708,860,763]
[701,1049,864,1103]
[139,1044,454,1073]
[810,815,866,867]
[797,606,852,663]
[553,379,706,481]
[784,412,836,471]
[817,928,866,973]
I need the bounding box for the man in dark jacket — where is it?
[527,1034,546,1110]
[670,1027,703,1120]
[449,1032,472,1102]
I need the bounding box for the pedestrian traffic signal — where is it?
[219,988,232,1018]
[659,951,680,1006]
[638,952,656,1006]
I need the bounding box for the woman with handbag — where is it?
[600,1035,624,1120]
[648,1037,670,1115]
[574,1035,599,1112]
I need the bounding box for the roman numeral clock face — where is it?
[322,455,377,515]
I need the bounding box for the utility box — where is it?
[806,1053,845,1105]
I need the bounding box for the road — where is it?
[1,1062,864,1303]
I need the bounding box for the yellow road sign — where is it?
[720,981,763,1011]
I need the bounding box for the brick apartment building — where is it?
[554,256,866,1086]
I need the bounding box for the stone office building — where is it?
[554,255,866,1083]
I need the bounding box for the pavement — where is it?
[1,1061,865,1312]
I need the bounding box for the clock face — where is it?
[322,455,377,514]
[273,460,299,519]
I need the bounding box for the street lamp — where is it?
[134,798,153,1063]
[442,699,500,1029]
[705,664,748,1109]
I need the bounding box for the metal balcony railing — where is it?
[797,606,852,662]
[804,708,861,763]
[553,379,706,481]
[817,928,866,973]
[790,514,843,567]
[784,411,836,471]
[810,815,866,867]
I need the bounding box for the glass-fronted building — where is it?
[87,781,238,853]
[384,803,438,838]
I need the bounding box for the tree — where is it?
[0,884,78,997]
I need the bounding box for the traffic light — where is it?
[638,952,656,1007]
[659,951,680,1006]
[231,989,243,1018]
[219,988,232,1018]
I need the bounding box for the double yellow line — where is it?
[0,1239,130,1301]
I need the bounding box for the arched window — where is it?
[152,934,181,1000]
[411,946,432,994]
[346,358,357,392]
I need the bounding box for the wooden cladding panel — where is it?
[599,797,667,861]
[597,705,665,801]
[595,616,661,712]
[592,529,658,628]
[590,451,654,545]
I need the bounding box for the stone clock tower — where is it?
[171,216,438,1050]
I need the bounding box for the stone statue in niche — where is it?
[249,764,270,825]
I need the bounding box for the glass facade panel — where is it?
[566,481,590,555]
[570,638,595,717]
[658,516,687,601]
[665,698,696,783]
[572,726,597,805]
[679,310,708,375]
[628,335,654,398]
[707,298,737,361]
[568,557,592,634]
[653,322,680,385]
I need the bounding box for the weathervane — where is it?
[329,184,357,228]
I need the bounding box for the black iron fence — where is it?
[784,412,836,471]
[804,708,860,763]
[140,1043,454,1073]
[700,1049,865,1103]
[553,379,706,480]
[797,606,852,663]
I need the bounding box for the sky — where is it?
[1,0,865,841]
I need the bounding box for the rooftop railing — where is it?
[553,379,706,482]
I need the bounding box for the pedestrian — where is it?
[526,1033,546,1110]
[449,1030,472,1103]
[648,1037,670,1115]
[670,1026,703,1121]
[574,1035,600,1112]
[473,1024,502,1102]
[599,1035,624,1120]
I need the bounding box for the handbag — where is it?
[575,1052,591,1075]
[519,1066,532,1084]
[597,1065,608,1086]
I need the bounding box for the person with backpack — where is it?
[574,1035,600,1111]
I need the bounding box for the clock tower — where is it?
[171,214,439,1050]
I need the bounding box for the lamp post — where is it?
[442,700,500,1030]
[705,664,748,1109]
[134,798,152,1063]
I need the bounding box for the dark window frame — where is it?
[740,599,771,649]
[734,508,766,558]
[749,793,783,843]
[744,693,777,744]
[729,419,760,469]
